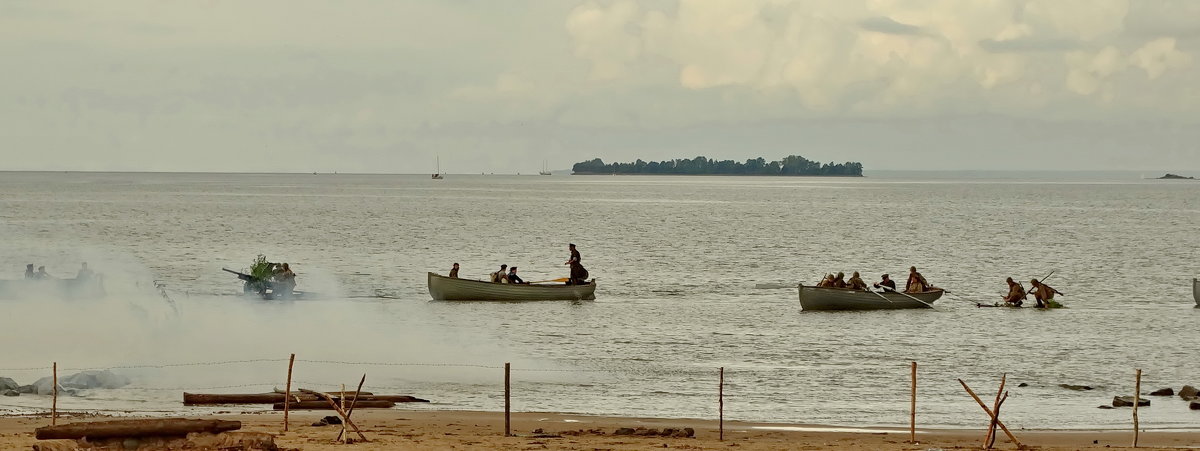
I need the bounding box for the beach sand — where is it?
[2,410,1198,450]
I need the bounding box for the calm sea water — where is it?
[0,171,1197,429]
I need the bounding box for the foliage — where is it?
[249,255,275,281]
[571,155,863,176]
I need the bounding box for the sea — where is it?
[0,170,1197,430]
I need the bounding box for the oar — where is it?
[881,286,936,309]
[529,277,569,284]
[866,288,896,304]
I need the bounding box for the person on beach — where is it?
[565,244,588,285]
[873,274,896,291]
[1003,277,1026,306]
[491,264,508,283]
[24,264,35,279]
[846,272,868,291]
[448,263,460,278]
[507,266,525,284]
[1028,279,1062,308]
[905,266,930,293]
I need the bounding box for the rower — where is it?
[846,272,868,291]
[1029,279,1063,308]
[1003,277,1026,306]
[873,274,896,291]
[831,272,848,288]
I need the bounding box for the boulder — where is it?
[1191,401,1200,410]
[1097,405,1114,409]
[1112,396,1150,407]
[0,377,19,391]
[1180,385,1198,400]
[1058,384,1094,391]
[1017,383,1029,388]
[27,370,129,396]
[613,428,635,436]
[1149,388,1174,396]
[2,390,19,397]
[25,379,70,396]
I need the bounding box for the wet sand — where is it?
[2,410,1198,450]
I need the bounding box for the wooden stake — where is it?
[283,353,295,432]
[340,383,347,443]
[51,362,57,426]
[1133,369,1141,448]
[719,367,725,442]
[958,379,1022,448]
[300,389,367,442]
[504,362,511,437]
[336,374,368,443]
[985,373,1007,449]
[909,362,916,443]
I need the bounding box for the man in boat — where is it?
[491,264,508,283]
[449,263,460,278]
[565,244,588,285]
[507,266,526,284]
[35,266,52,279]
[873,274,897,291]
[1028,279,1063,308]
[816,274,835,287]
[24,264,35,279]
[76,262,94,280]
[274,263,296,295]
[1003,277,1026,306]
[831,272,848,288]
[846,272,868,291]
[905,266,930,293]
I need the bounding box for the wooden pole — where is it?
[1133,369,1141,448]
[336,374,368,442]
[283,353,295,432]
[719,367,724,442]
[958,379,1022,448]
[909,362,916,443]
[340,383,347,443]
[51,362,57,426]
[504,362,511,437]
[985,373,1007,449]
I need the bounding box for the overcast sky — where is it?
[2,0,1198,173]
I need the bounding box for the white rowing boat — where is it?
[427,272,596,301]
[798,285,942,311]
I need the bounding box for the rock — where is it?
[1149,388,1174,396]
[1097,405,1114,409]
[0,377,19,391]
[1112,396,1150,407]
[1059,384,1094,391]
[25,378,73,396]
[59,370,131,390]
[17,385,35,394]
[1017,383,1029,387]
[310,416,341,427]
[1180,385,1198,400]
[614,428,635,436]
[2,390,18,397]
[635,428,660,436]
[678,428,695,438]
[1191,401,1200,410]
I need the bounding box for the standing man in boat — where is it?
[873,274,896,291]
[1003,277,1026,306]
[1028,279,1062,308]
[24,264,35,279]
[275,263,296,295]
[905,266,930,293]
[449,263,460,278]
[565,243,588,285]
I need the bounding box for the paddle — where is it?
[529,277,569,284]
[866,288,896,304]
[881,286,936,309]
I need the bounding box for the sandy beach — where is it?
[2,409,1197,450]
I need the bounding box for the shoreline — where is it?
[3,409,1197,450]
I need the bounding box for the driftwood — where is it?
[300,389,368,441]
[959,379,1023,449]
[184,392,425,405]
[272,400,394,410]
[36,419,241,440]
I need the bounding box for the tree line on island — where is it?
[572,155,864,176]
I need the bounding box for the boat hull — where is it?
[798,285,941,311]
[428,272,595,301]
[0,278,106,300]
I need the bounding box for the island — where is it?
[1156,173,1195,180]
[572,155,863,176]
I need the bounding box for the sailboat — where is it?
[432,156,444,180]
[539,160,551,176]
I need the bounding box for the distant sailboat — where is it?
[539,160,551,176]
[432,157,444,180]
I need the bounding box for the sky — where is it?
[2,0,1198,173]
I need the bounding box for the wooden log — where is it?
[184,392,415,405]
[271,401,394,410]
[36,419,241,440]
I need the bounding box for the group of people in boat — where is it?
[1003,277,1063,308]
[816,266,933,293]
[448,244,590,286]
[23,262,94,281]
